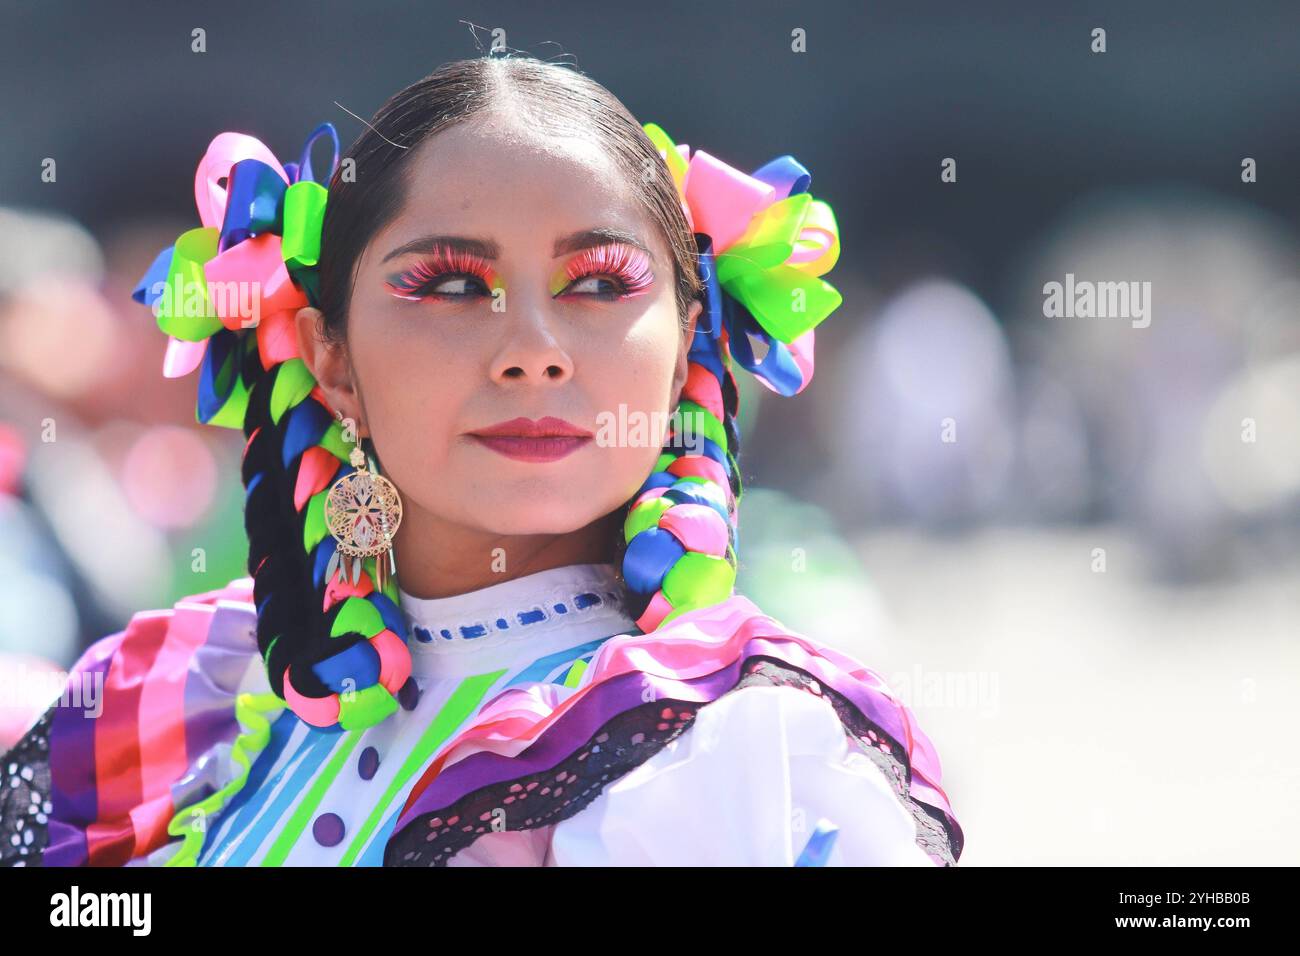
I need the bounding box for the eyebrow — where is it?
[380,227,653,265]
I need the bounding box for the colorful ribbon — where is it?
[131,124,339,426]
[644,123,842,397]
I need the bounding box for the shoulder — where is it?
[581,597,965,862]
[84,575,260,687]
[48,576,266,736]
[548,666,956,866]
[386,599,964,867]
[4,575,263,750]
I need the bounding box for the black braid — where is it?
[239,344,368,700]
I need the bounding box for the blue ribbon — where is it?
[130,245,174,309]
[751,154,812,201]
[692,235,806,398]
[216,122,341,255]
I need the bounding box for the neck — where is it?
[390,507,624,600]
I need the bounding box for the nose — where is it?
[489,296,574,385]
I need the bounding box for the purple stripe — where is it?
[45,631,126,867]
[395,640,809,828]
[394,668,688,833]
[180,602,261,771]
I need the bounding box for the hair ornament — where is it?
[131,123,339,425]
[643,122,842,397]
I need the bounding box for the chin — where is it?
[487,516,606,538]
[472,498,606,535]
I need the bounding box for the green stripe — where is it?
[338,670,506,866]
[562,657,588,688]
[261,728,363,866]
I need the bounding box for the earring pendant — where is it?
[324,443,402,593]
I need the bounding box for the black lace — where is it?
[0,706,53,867]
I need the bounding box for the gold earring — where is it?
[324,413,403,592]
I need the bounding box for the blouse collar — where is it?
[396,562,638,678]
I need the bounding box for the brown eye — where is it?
[385,246,499,301]
[388,269,490,301]
[560,275,624,297]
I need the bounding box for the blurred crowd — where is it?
[0,210,250,744]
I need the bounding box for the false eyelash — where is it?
[560,243,655,298]
[386,246,496,300]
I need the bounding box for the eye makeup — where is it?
[385,243,504,301]
[549,242,655,299]
[383,239,655,303]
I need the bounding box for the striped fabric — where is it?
[193,622,629,866]
[43,580,267,866]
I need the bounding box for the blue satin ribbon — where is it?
[693,235,807,398]
[751,154,812,201]
[130,245,174,309]
[217,122,340,256]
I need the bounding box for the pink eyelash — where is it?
[386,246,498,300]
[562,243,654,297]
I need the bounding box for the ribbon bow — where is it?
[644,123,842,397]
[131,124,339,426]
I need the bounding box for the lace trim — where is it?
[384,691,699,866]
[383,655,962,866]
[0,707,53,867]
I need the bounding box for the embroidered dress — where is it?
[0,562,962,867]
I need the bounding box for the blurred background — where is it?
[0,1,1296,864]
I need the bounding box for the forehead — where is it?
[388,118,656,246]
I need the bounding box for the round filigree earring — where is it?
[324,412,402,592]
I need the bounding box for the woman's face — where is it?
[299,116,701,547]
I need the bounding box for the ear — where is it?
[671,297,704,405]
[294,306,363,430]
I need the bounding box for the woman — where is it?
[0,55,962,867]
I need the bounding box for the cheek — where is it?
[587,316,684,497]
[344,310,468,481]
[593,311,682,413]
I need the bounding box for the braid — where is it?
[614,120,842,630]
[238,342,411,730]
[614,244,748,630]
[134,119,415,733]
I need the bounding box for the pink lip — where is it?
[468,416,594,463]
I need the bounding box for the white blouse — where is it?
[451,679,936,867]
